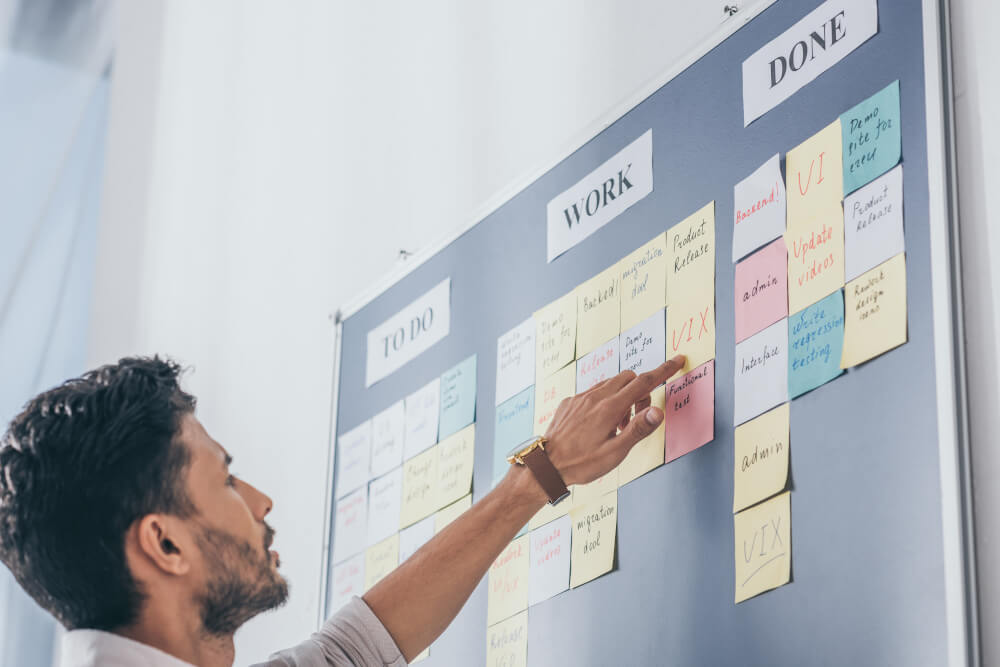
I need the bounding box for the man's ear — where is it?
[132,514,193,576]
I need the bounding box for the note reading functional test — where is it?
[665,361,715,463]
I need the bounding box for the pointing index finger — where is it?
[611,355,686,408]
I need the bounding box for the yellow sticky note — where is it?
[486,610,527,667]
[487,535,529,625]
[576,263,622,357]
[733,404,789,513]
[734,491,791,603]
[533,362,575,436]
[435,424,474,509]
[786,120,843,226]
[570,490,617,588]
[618,384,666,486]
[620,233,668,330]
[842,253,908,368]
[364,533,399,591]
[573,467,619,507]
[786,206,845,315]
[534,292,577,380]
[399,446,438,529]
[666,293,716,373]
[434,493,472,533]
[667,201,715,303]
[528,489,574,530]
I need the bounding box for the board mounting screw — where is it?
[724,5,739,17]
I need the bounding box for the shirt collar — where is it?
[60,629,197,667]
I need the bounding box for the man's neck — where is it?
[117,606,235,667]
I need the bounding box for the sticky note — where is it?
[733,154,787,262]
[576,337,619,393]
[370,400,405,477]
[842,80,901,195]
[733,404,790,513]
[734,239,788,343]
[620,310,666,376]
[496,318,536,405]
[529,514,571,605]
[528,489,574,530]
[573,467,618,507]
[534,292,577,379]
[734,319,789,427]
[486,611,527,667]
[494,388,535,484]
[439,355,477,440]
[842,253,907,368]
[332,486,367,564]
[786,206,845,315]
[570,490,618,588]
[399,446,439,529]
[786,120,843,226]
[435,493,472,533]
[435,424,475,509]
[404,379,440,460]
[533,362,576,436]
[335,420,371,499]
[734,491,791,603]
[618,384,666,485]
[577,263,621,356]
[667,201,715,303]
[667,294,716,374]
[364,534,399,591]
[788,290,845,398]
[620,233,668,329]
[665,361,715,463]
[844,165,905,281]
[488,535,529,625]
[366,467,402,547]
[329,553,364,613]
[398,515,434,563]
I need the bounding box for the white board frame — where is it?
[316,4,978,665]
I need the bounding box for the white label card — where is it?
[495,318,536,406]
[528,515,571,606]
[370,400,405,477]
[335,420,372,499]
[329,553,364,614]
[366,279,451,387]
[732,154,787,262]
[366,467,403,547]
[734,318,790,427]
[742,0,878,126]
[332,486,368,564]
[404,378,440,460]
[844,165,905,281]
[399,515,435,563]
[619,309,666,376]
[546,130,654,262]
[576,337,620,393]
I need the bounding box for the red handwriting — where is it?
[736,181,782,224]
[796,151,827,196]
[670,306,712,351]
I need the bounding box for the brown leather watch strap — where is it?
[521,445,570,505]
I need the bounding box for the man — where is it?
[0,354,684,666]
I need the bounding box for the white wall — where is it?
[951,1,1000,663]
[92,1,746,663]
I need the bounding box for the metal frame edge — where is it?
[317,314,344,627]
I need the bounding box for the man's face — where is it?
[179,414,288,635]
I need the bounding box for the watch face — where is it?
[506,436,539,460]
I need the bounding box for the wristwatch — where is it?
[506,436,571,505]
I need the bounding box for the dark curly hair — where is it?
[0,356,197,630]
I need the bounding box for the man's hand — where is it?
[544,355,686,487]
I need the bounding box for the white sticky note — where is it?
[619,309,666,376]
[332,486,368,564]
[734,318,789,427]
[496,318,536,406]
[742,0,879,126]
[404,378,440,460]
[844,164,905,281]
[398,515,435,563]
[576,337,620,393]
[335,420,372,499]
[366,467,402,547]
[528,514,571,606]
[329,553,364,614]
[733,154,787,262]
[370,401,405,477]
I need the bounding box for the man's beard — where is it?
[194,522,289,636]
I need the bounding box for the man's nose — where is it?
[235,477,273,520]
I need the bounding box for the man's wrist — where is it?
[504,460,549,510]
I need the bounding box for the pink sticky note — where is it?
[734,239,788,343]
[665,360,715,462]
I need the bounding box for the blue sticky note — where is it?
[788,290,845,398]
[439,355,477,439]
[493,387,534,484]
[841,80,901,195]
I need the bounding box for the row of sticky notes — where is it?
[332,424,476,565]
[729,81,907,604]
[335,354,477,500]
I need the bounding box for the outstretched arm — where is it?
[363,356,686,661]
